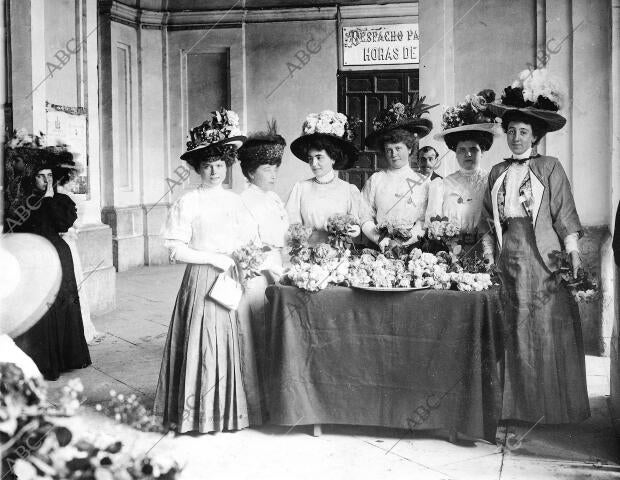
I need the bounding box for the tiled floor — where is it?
[48,264,620,479]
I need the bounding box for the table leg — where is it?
[313,424,322,437]
[448,428,458,444]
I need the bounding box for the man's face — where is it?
[417,150,438,175]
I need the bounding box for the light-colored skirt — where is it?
[154,263,249,433]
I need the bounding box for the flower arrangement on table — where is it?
[1,363,182,479]
[549,250,599,303]
[375,220,426,257]
[285,236,351,291]
[232,242,271,286]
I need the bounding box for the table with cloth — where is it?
[263,285,505,442]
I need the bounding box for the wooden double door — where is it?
[337,69,419,191]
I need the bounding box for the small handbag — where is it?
[208,270,243,311]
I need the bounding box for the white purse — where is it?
[208,271,243,311]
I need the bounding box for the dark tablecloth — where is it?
[264,285,504,441]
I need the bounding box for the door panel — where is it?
[338,70,420,190]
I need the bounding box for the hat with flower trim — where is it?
[433,90,502,151]
[290,110,361,170]
[181,108,246,163]
[365,96,438,151]
[487,68,566,133]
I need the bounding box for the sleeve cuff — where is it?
[564,233,580,254]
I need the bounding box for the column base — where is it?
[76,223,116,315]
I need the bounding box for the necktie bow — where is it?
[504,155,537,165]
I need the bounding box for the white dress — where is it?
[361,165,437,227]
[154,185,256,433]
[285,177,365,245]
[426,167,489,234]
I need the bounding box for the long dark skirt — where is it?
[14,236,91,381]
[497,218,590,423]
[154,263,249,433]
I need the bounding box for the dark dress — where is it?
[480,156,590,424]
[13,193,91,380]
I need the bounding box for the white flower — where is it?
[335,112,348,124]
[12,459,37,480]
[303,114,319,134]
[332,123,345,137]
[226,110,240,126]
[316,117,333,134]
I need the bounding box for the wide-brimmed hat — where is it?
[433,90,502,150]
[5,131,79,182]
[365,96,438,151]
[290,111,360,170]
[0,233,62,338]
[181,108,246,162]
[434,123,503,151]
[488,68,566,133]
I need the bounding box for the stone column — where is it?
[7,0,115,314]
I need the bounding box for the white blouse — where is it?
[426,167,489,233]
[361,165,435,226]
[240,184,289,249]
[163,185,255,255]
[285,177,365,244]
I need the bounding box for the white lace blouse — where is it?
[240,184,289,249]
[426,167,489,233]
[163,185,255,256]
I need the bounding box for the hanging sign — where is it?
[342,24,419,66]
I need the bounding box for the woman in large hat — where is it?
[236,121,288,425]
[479,69,589,424]
[428,90,501,256]
[286,110,364,245]
[154,109,255,433]
[4,131,91,381]
[360,97,438,251]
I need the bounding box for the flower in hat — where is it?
[291,111,361,170]
[365,95,438,150]
[488,67,566,133]
[440,90,499,130]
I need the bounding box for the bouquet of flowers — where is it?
[441,90,498,130]
[377,221,417,242]
[95,390,165,433]
[232,242,270,285]
[549,250,599,302]
[287,223,313,261]
[326,214,357,251]
[301,110,361,142]
[411,216,460,254]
